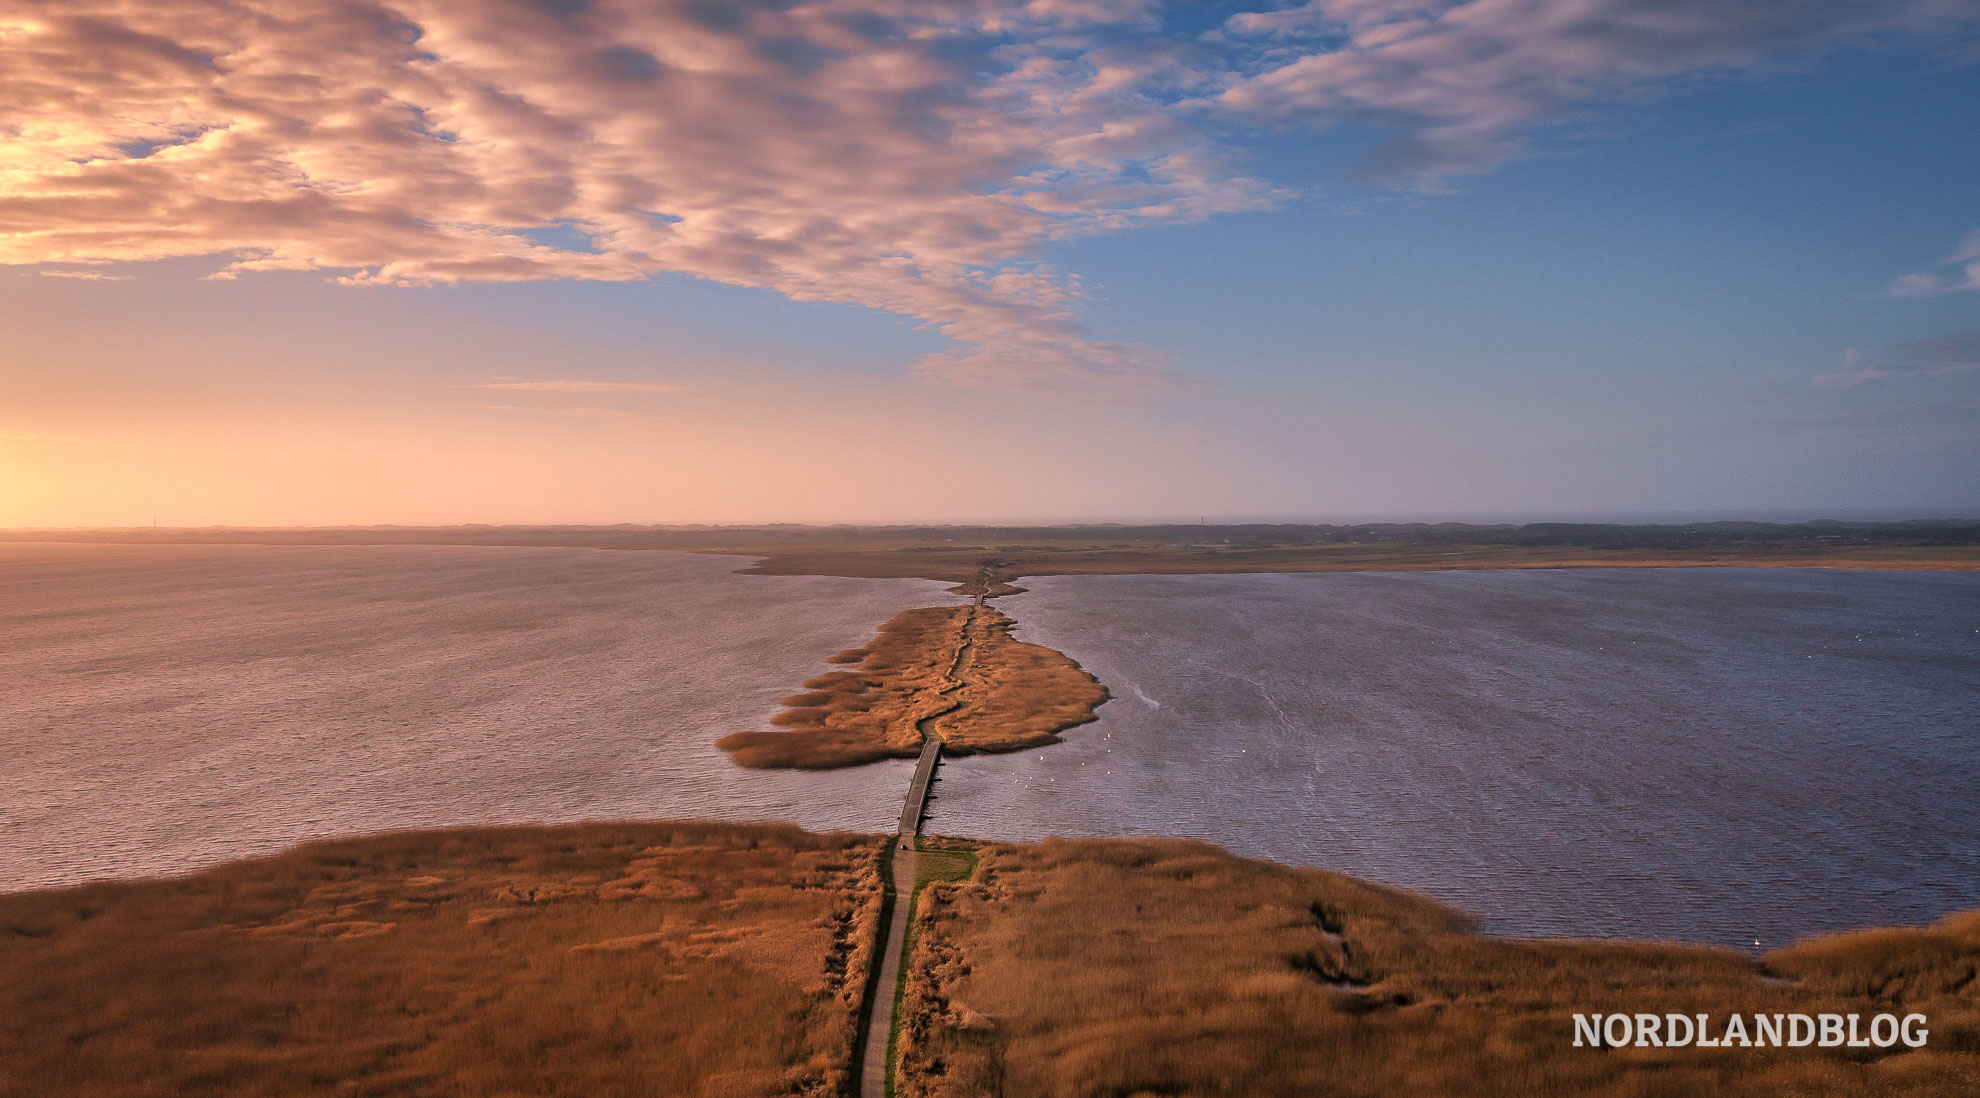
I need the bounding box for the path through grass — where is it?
[884,838,978,1098]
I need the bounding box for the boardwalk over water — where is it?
[898,739,942,836]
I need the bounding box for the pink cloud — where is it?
[0,0,1271,394]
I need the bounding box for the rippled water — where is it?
[929,569,1980,947]
[9,548,1977,947]
[0,544,953,891]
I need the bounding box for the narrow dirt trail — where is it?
[914,590,985,745]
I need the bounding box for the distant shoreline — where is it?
[5,520,1977,592]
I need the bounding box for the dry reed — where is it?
[0,821,885,1098]
[900,837,1980,1097]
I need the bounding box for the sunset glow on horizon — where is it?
[4,0,1979,526]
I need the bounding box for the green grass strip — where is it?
[883,838,979,1098]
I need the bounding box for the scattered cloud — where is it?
[0,426,105,448]
[1881,229,1980,297]
[1212,0,1976,188]
[32,269,132,280]
[1814,331,1980,388]
[485,404,670,425]
[472,380,679,393]
[1957,229,1980,264]
[1,0,1972,390]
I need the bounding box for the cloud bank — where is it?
[2,0,1972,391]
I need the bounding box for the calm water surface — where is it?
[930,569,1980,947]
[0,544,951,891]
[7,548,1976,947]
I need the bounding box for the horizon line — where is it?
[6,514,1980,534]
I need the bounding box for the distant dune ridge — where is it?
[716,601,1109,769]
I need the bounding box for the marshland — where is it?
[4,825,1977,1097]
[3,527,1978,1096]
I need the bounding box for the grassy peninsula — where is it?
[718,600,1108,770]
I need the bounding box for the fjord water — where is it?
[0,544,950,891]
[930,570,1980,947]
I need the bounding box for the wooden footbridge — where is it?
[897,739,942,837]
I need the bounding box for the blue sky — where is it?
[2,0,1976,524]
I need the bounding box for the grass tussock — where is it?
[0,821,886,1098]
[718,603,1107,770]
[899,837,1980,1098]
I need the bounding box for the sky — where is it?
[2,0,1978,526]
